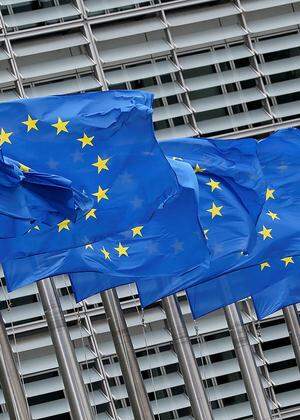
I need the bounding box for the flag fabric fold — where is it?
[252,274,300,320]
[0,153,93,233]
[160,137,265,259]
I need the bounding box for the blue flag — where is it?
[187,128,300,319]
[252,271,300,320]
[0,153,92,238]
[136,136,266,306]
[0,91,178,260]
[3,159,209,292]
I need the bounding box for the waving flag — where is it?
[187,128,300,318]
[3,159,209,292]
[0,91,178,260]
[0,153,92,238]
[136,136,266,307]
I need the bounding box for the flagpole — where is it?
[37,278,94,420]
[162,295,213,420]
[0,312,32,420]
[101,288,154,419]
[224,303,272,420]
[282,305,300,372]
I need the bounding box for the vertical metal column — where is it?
[224,304,272,420]
[282,305,300,372]
[101,288,154,420]
[0,312,31,420]
[37,278,94,420]
[162,295,213,420]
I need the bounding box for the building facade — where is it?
[0,0,299,418]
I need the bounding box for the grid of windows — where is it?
[0,1,299,419]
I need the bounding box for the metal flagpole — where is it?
[101,288,154,420]
[282,305,300,371]
[37,278,94,420]
[0,312,31,420]
[224,303,272,420]
[162,295,213,420]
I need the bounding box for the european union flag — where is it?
[0,91,178,260]
[0,152,92,238]
[3,159,209,293]
[137,136,266,307]
[187,128,300,319]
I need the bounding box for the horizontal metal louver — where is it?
[13,33,88,57]
[93,18,166,41]
[198,110,272,134]
[192,87,265,113]
[19,55,95,80]
[105,60,179,84]
[166,3,241,27]
[3,4,80,28]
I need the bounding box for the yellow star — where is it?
[57,219,71,232]
[52,117,69,134]
[85,244,94,250]
[115,242,129,257]
[92,156,109,173]
[203,229,209,240]
[85,208,97,220]
[78,133,94,148]
[207,202,223,219]
[194,164,205,174]
[266,210,280,221]
[258,225,272,240]
[92,186,109,202]
[0,128,12,146]
[206,178,221,192]
[265,188,275,201]
[101,246,111,260]
[19,163,30,172]
[131,226,144,237]
[260,261,271,271]
[281,256,294,267]
[22,115,38,132]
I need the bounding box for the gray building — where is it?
[0,0,299,418]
